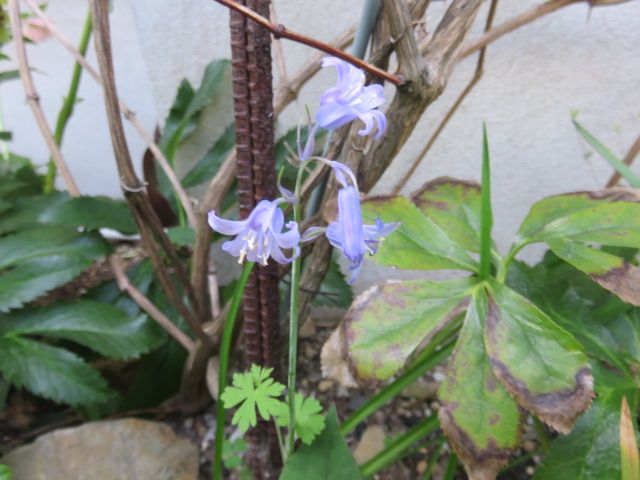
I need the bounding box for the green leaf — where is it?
[321,278,475,385]
[0,255,101,312]
[362,196,478,272]
[411,177,481,252]
[0,464,11,480]
[484,280,594,433]
[160,60,231,157]
[480,124,493,280]
[573,119,640,188]
[220,364,286,433]
[0,192,68,234]
[533,364,639,480]
[181,124,235,189]
[166,226,195,247]
[0,336,110,406]
[0,70,19,83]
[312,255,353,308]
[547,239,640,306]
[276,393,326,445]
[39,196,137,234]
[518,193,640,248]
[0,300,164,360]
[439,291,521,479]
[280,407,363,480]
[0,131,12,141]
[0,226,107,269]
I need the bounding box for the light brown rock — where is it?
[353,425,386,465]
[1,418,198,480]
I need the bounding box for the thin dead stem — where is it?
[607,132,640,187]
[393,0,499,194]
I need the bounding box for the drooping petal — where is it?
[300,226,326,243]
[325,222,344,250]
[329,161,358,189]
[270,243,300,264]
[208,211,248,235]
[316,102,357,131]
[336,186,365,269]
[221,235,248,258]
[356,113,375,137]
[275,221,301,249]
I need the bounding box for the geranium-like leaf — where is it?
[548,239,640,306]
[485,281,594,433]
[361,196,478,272]
[220,364,285,433]
[411,177,482,252]
[439,291,521,480]
[321,278,474,387]
[276,393,326,445]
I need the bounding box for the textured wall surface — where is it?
[3,0,640,287]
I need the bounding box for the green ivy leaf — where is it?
[484,280,594,433]
[220,364,286,432]
[276,393,326,445]
[0,300,164,360]
[0,337,110,406]
[280,407,363,480]
[321,278,475,386]
[362,196,478,272]
[439,290,521,479]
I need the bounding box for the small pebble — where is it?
[526,466,535,476]
[318,379,334,392]
[416,460,427,474]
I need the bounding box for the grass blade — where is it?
[479,124,493,280]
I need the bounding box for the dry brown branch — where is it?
[607,132,640,187]
[457,0,577,60]
[212,0,403,86]
[269,2,288,85]
[90,0,210,347]
[109,257,195,352]
[9,0,196,352]
[8,0,80,196]
[23,0,198,230]
[393,0,499,194]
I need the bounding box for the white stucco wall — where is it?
[3,0,640,285]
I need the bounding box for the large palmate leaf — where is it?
[439,291,521,480]
[0,336,110,406]
[484,281,593,433]
[411,177,482,252]
[38,196,137,234]
[0,301,164,360]
[0,226,106,269]
[362,196,478,272]
[280,407,363,480]
[533,364,639,480]
[321,278,474,386]
[515,191,640,305]
[0,255,101,312]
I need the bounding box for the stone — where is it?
[353,425,386,465]
[1,418,198,480]
[400,379,438,400]
[318,379,334,393]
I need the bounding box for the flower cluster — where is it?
[209,57,396,282]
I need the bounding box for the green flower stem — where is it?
[360,414,440,477]
[44,10,93,194]
[0,96,10,164]
[442,453,459,480]
[341,342,454,436]
[423,437,445,480]
[496,242,526,284]
[213,260,254,480]
[286,164,306,456]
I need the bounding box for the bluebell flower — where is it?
[208,199,300,266]
[324,162,399,282]
[316,57,387,139]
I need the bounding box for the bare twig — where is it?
[9,0,196,352]
[457,0,577,60]
[607,132,640,187]
[8,0,80,195]
[23,0,198,230]
[109,257,195,352]
[90,0,209,346]
[212,0,404,86]
[393,0,499,194]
